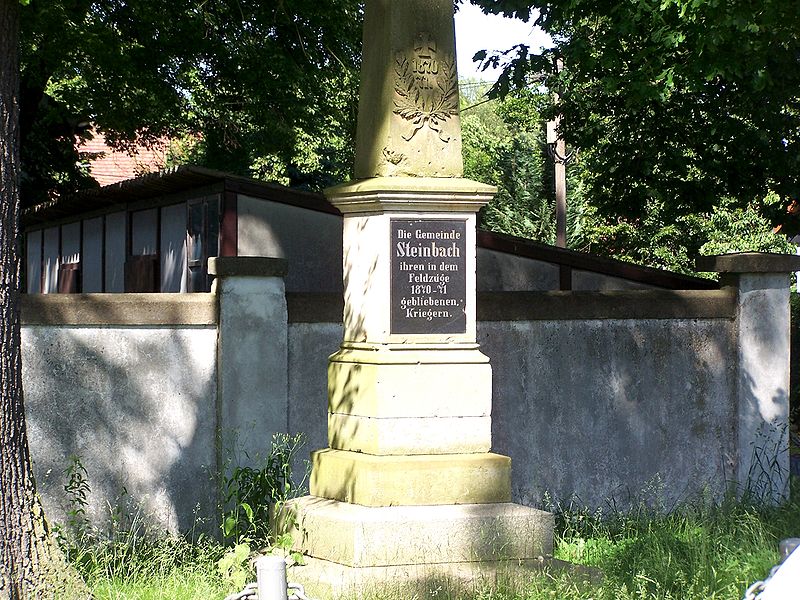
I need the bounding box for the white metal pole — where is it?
[256,555,289,600]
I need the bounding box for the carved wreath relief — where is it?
[393,32,458,143]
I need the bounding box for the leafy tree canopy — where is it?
[461,82,591,248]
[466,0,800,270]
[19,0,362,205]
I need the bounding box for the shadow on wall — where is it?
[286,321,342,487]
[738,367,790,504]
[22,324,219,535]
[483,313,742,511]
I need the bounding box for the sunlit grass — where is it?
[90,570,229,600]
[80,479,800,600]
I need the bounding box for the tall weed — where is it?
[220,432,308,546]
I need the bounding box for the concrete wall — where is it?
[22,295,219,534]
[21,263,300,535]
[20,256,792,535]
[477,248,559,291]
[483,317,736,508]
[284,283,789,509]
[476,249,657,292]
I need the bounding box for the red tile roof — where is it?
[79,129,168,187]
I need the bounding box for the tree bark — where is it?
[0,0,89,597]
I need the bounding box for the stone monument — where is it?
[285,1,553,595]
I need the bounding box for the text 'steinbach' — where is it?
[390,219,467,334]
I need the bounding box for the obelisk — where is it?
[285,1,553,595]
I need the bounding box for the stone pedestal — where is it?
[283,178,554,596]
[284,498,553,599]
[283,2,553,595]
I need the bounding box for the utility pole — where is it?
[548,117,568,249]
[546,57,575,290]
[547,57,568,250]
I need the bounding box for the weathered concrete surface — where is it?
[21,293,217,325]
[310,450,511,506]
[236,194,343,293]
[481,318,737,509]
[477,289,735,321]
[288,557,576,600]
[285,300,754,509]
[734,273,791,500]
[572,269,654,291]
[20,260,790,539]
[23,325,218,533]
[286,556,588,600]
[285,497,553,566]
[327,348,492,418]
[477,248,560,291]
[697,254,796,501]
[327,412,491,455]
[214,260,289,467]
[287,322,343,479]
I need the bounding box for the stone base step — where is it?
[282,496,554,568]
[284,555,596,600]
[310,449,511,506]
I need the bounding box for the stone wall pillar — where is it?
[697,253,800,502]
[210,256,289,467]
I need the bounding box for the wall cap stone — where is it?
[21,293,217,325]
[696,252,800,274]
[287,290,736,323]
[208,256,288,278]
[478,289,736,321]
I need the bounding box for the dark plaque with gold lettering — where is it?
[390,218,467,334]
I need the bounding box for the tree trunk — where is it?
[0,1,89,597]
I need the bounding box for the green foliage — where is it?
[220,432,308,545]
[535,488,800,600]
[19,0,361,204]
[585,193,794,275]
[62,454,91,541]
[216,542,252,591]
[461,84,591,249]
[53,457,227,596]
[74,476,800,600]
[56,436,311,598]
[696,202,796,258]
[469,0,800,269]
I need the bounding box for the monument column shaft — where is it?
[355,0,463,178]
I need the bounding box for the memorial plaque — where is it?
[390,218,467,334]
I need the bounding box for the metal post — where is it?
[256,555,289,600]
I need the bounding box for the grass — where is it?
[539,497,791,599]
[76,479,800,600]
[90,571,227,600]
[66,528,234,599]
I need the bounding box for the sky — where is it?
[454,3,552,82]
